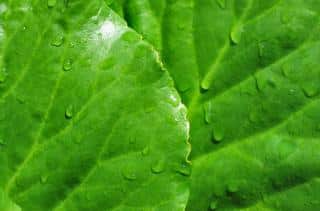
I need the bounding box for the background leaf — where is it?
[109,0,320,210]
[0,0,190,210]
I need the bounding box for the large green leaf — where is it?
[109,0,320,210]
[0,0,190,210]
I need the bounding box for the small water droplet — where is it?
[51,35,64,47]
[216,0,226,9]
[176,163,191,176]
[230,25,243,45]
[151,159,165,174]
[227,181,239,193]
[280,12,290,24]
[122,168,137,181]
[249,111,259,123]
[0,68,7,83]
[302,83,319,98]
[209,200,218,210]
[141,146,149,156]
[258,41,266,58]
[281,64,291,77]
[0,138,5,146]
[204,101,213,124]
[65,105,73,119]
[63,59,73,71]
[40,175,48,184]
[212,126,224,142]
[22,25,27,30]
[47,0,57,8]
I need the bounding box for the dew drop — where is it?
[51,35,64,47]
[65,105,73,119]
[302,83,319,98]
[216,0,226,9]
[176,163,191,176]
[0,138,5,146]
[47,0,57,8]
[141,146,150,156]
[40,175,48,184]
[204,101,213,124]
[209,200,218,210]
[280,12,290,24]
[122,168,137,181]
[0,68,7,83]
[230,25,243,45]
[212,126,224,142]
[151,159,165,174]
[63,59,73,71]
[281,64,291,77]
[249,111,259,123]
[227,181,239,193]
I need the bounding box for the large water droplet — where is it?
[47,0,57,8]
[122,168,137,181]
[51,35,64,47]
[230,25,243,45]
[65,105,73,119]
[216,0,226,9]
[151,159,165,174]
[176,163,191,176]
[63,59,73,71]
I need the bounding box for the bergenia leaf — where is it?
[0,0,190,210]
[110,0,320,210]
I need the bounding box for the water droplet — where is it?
[280,12,290,24]
[40,175,48,184]
[65,105,73,119]
[302,83,319,98]
[201,80,210,91]
[281,64,291,77]
[51,35,64,47]
[258,41,266,58]
[216,0,226,9]
[209,200,218,210]
[63,59,73,71]
[212,126,224,142]
[227,181,239,193]
[176,163,191,176]
[249,111,259,123]
[151,159,165,174]
[230,25,243,45]
[0,68,7,83]
[122,168,137,181]
[168,94,180,107]
[0,138,5,146]
[141,146,149,156]
[204,101,213,124]
[47,0,57,8]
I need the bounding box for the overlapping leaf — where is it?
[0,0,190,210]
[110,0,320,210]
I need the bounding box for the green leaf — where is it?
[110,0,320,210]
[0,189,21,211]
[0,0,190,210]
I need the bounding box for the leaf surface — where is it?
[110,0,320,210]
[0,0,190,210]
